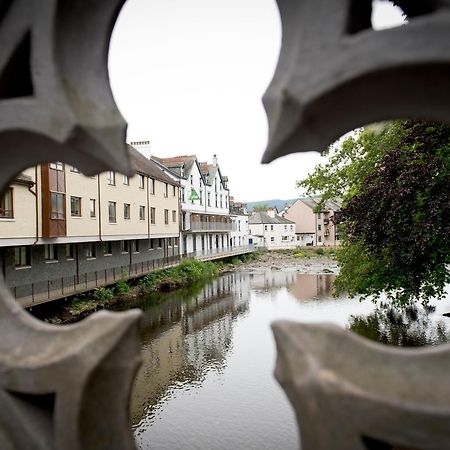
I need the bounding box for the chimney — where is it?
[213,154,218,166]
[130,140,151,158]
[267,208,276,218]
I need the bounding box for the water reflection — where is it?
[128,270,450,449]
[131,273,250,430]
[348,306,450,347]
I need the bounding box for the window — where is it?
[164,209,169,225]
[158,238,163,248]
[70,166,79,173]
[270,225,274,231]
[284,225,287,231]
[215,194,218,207]
[108,201,116,223]
[264,225,268,231]
[168,238,172,247]
[200,190,203,205]
[65,243,74,259]
[86,242,96,258]
[121,240,129,253]
[90,199,96,218]
[164,183,168,198]
[271,237,275,242]
[70,196,81,217]
[317,213,321,219]
[123,175,129,185]
[134,240,140,253]
[149,178,155,194]
[150,239,155,250]
[190,175,193,184]
[172,210,176,222]
[172,185,176,196]
[214,179,217,192]
[318,224,322,231]
[181,187,185,202]
[45,244,58,261]
[282,236,289,241]
[50,193,65,219]
[207,192,211,207]
[0,188,13,218]
[174,237,179,247]
[50,162,64,171]
[139,174,145,189]
[291,225,294,230]
[15,246,30,267]
[124,203,130,220]
[220,195,223,208]
[139,205,145,221]
[107,171,115,185]
[150,207,156,224]
[103,241,112,255]
[318,236,322,242]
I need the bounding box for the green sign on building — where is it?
[189,188,200,201]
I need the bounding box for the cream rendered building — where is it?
[0,145,180,302]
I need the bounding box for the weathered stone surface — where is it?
[272,320,450,450]
[0,1,141,449]
[262,0,450,162]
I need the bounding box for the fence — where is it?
[14,245,255,308]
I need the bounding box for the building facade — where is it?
[0,145,180,299]
[248,210,296,249]
[230,200,250,247]
[281,197,341,246]
[153,154,236,255]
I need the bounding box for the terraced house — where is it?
[0,145,180,306]
[153,154,234,255]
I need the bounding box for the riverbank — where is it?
[234,248,339,274]
[30,250,338,324]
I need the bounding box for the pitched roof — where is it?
[298,196,341,212]
[152,155,197,178]
[13,173,34,186]
[249,212,295,225]
[128,146,179,185]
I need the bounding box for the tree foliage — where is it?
[300,120,450,306]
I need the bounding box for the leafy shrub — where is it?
[115,280,130,295]
[93,287,114,302]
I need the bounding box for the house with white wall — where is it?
[153,154,233,255]
[229,200,250,247]
[248,210,295,249]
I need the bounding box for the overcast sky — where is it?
[109,0,404,202]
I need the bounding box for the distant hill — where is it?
[246,198,297,212]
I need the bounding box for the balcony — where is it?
[191,221,235,232]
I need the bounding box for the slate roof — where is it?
[128,145,179,185]
[298,196,341,212]
[13,173,34,185]
[249,212,295,225]
[152,155,197,178]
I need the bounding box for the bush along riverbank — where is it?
[36,254,259,324]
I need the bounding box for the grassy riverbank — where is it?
[36,254,259,324]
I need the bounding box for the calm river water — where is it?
[126,269,450,450]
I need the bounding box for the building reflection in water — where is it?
[248,270,335,302]
[130,273,250,429]
[131,270,339,429]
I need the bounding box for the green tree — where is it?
[299,120,450,306]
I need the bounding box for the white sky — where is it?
[109,0,404,202]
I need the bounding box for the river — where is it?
[118,269,450,449]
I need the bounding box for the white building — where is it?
[248,210,296,249]
[230,200,250,247]
[153,154,233,255]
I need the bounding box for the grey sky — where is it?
[109,0,404,202]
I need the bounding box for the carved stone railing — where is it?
[0,0,449,449]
